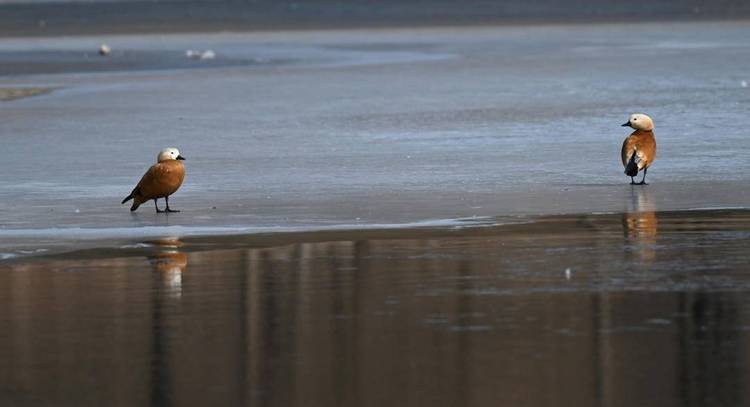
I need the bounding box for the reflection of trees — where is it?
[1,218,748,407]
[677,292,742,407]
[239,239,595,406]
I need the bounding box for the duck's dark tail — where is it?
[122,187,140,211]
[625,151,639,177]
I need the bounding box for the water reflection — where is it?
[1,211,750,406]
[622,187,658,263]
[146,237,187,407]
[148,237,187,298]
[677,292,743,406]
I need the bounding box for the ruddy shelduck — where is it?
[621,113,656,185]
[122,148,186,212]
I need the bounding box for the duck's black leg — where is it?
[630,176,637,185]
[155,199,165,213]
[165,196,180,213]
[638,168,648,185]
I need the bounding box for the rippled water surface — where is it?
[2,208,750,406]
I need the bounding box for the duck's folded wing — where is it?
[136,164,174,198]
[621,138,636,166]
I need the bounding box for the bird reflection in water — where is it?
[148,237,187,298]
[622,187,658,263]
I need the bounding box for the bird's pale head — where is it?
[157,147,186,163]
[622,113,654,131]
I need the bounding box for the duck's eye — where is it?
[633,118,637,121]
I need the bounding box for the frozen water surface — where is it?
[1,22,750,251]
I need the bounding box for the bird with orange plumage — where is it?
[621,113,657,185]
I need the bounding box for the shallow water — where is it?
[2,208,750,406]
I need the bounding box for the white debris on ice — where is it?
[186,49,216,60]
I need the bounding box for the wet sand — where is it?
[2,208,750,406]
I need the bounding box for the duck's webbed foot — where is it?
[165,196,180,213]
[638,168,648,185]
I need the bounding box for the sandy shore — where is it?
[0,86,55,101]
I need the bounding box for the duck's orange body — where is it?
[620,113,656,185]
[621,129,656,171]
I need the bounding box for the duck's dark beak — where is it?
[177,155,186,160]
[621,122,632,128]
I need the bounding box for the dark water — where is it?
[2,208,750,406]
[3,0,750,37]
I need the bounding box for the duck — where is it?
[122,147,186,212]
[621,113,656,185]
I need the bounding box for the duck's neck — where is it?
[633,129,654,137]
[159,159,184,166]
